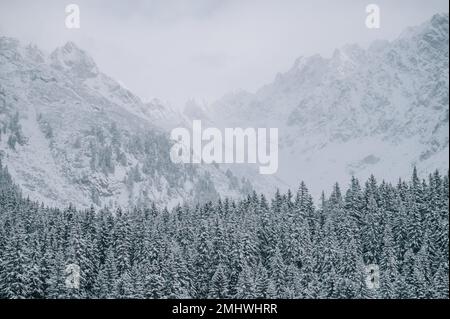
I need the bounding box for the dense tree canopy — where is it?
[0,161,448,299]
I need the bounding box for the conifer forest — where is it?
[0,161,448,299]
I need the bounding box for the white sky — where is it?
[0,0,448,108]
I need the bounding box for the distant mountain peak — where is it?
[398,12,449,41]
[0,36,20,48]
[50,41,98,78]
[430,12,449,26]
[62,41,79,51]
[24,43,45,64]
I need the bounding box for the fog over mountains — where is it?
[0,13,448,207]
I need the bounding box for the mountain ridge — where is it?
[202,13,449,194]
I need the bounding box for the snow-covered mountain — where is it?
[205,13,449,195]
[0,38,277,209]
[0,13,448,207]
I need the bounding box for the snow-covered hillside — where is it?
[205,13,449,196]
[0,38,277,209]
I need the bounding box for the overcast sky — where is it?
[0,0,448,108]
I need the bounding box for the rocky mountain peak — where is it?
[50,41,99,79]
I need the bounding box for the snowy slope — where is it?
[206,13,449,196]
[0,38,278,209]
